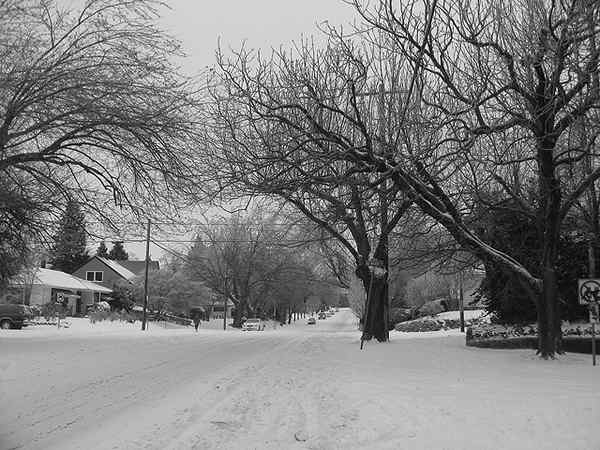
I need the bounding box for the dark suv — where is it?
[0,304,33,329]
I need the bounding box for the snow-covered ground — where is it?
[1,308,598,450]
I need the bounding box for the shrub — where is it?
[95,301,110,311]
[394,314,484,332]
[395,318,444,332]
[41,302,66,321]
[416,299,447,317]
[29,305,42,317]
[89,309,136,324]
[388,307,413,329]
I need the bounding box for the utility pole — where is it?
[377,82,391,342]
[142,219,151,331]
[459,271,465,332]
[223,276,227,331]
[223,295,227,331]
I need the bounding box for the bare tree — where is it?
[210,36,414,342]
[185,210,321,327]
[0,0,203,261]
[346,0,600,357]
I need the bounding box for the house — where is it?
[9,268,112,316]
[72,256,159,290]
[209,297,235,319]
[190,295,235,320]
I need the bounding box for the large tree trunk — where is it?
[233,297,250,328]
[537,267,562,357]
[536,131,563,358]
[233,304,244,328]
[357,263,389,342]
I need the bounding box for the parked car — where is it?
[0,304,34,330]
[318,312,327,320]
[242,318,265,331]
[307,317,316,325]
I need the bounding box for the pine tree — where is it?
[96,241,109,258]
[108,241,129,260]
[49,200,89,273]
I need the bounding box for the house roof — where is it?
[96,257,137,281]
[115,260,159,274]
[14,268,112,293]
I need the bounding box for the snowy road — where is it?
[1,309,599,450]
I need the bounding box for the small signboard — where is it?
[578,279,600,305]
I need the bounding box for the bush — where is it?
[416,299,448,317]
[89,309,136,324]
[388,307,414,329]
[395,318,444,332]
[41,302,66,321]
[394,314,483,332]
[95,301,110,312]
[476,199,589,324]
[29,305,42,317]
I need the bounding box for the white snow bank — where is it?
[433,309,487,321]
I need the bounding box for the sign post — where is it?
[578,279,600,366]
[590,303,599,366]
[56,292,64,329]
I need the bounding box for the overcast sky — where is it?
[159,0,357,74]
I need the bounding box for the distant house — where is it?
[209,297,235,319]
[9,268,112,316]
[189,294,234,320]
[72,256,160,290]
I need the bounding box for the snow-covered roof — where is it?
[15,268,112,293]
[116,260,159,274]
[97,257,137,281]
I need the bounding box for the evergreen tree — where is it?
[108,241,129,260]
[49,200,88,273]
[96,241,109,258]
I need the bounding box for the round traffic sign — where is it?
[579,279,600,304]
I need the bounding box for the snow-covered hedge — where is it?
[394,317,480,332]
[393,310,487,332]
[468,321,598,341]
[89,309,136,324]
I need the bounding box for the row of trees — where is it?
[113,209,339,325]
[184,209,341,326]
[203,0,600,357]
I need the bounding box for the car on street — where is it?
[242,318,265,331]
[0,304,34,330]
[318,312,327,320]
[307,317,316,325]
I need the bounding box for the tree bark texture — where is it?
[536,132,563,357]
[357,264,389,342]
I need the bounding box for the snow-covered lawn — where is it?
[1,308,598,450]
[0,317,240,339]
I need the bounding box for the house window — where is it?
[86,271,103,282]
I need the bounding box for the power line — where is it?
[85,237,338,245]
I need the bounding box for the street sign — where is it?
[578,279,600,305]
